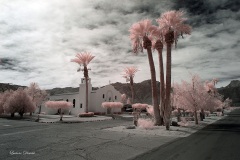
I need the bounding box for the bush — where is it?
[137,118,154,129]
[93,112,106,115]
[113,112,121,114]
[79,112,94,117]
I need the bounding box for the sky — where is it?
[0,0,239,90]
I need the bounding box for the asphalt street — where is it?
[134,108,240,160]
[0,117,176,160]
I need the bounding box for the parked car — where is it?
[123,104,133,112]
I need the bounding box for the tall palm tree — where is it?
[71,52,95,113]
[129,19,162,125]
[122,66,139,104]
[155,39,165,124]
[150,27,165,125]
[157,10,192,130]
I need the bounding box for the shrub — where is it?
[79,112,94,117]
[137,118,154,129]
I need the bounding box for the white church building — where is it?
[40,78,122,116]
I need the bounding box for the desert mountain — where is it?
[0,80,239,105]
[218,80,240,106]
[111,80,160,104]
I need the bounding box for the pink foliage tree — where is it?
[127,98,131,105]
[222,98,232,109]
[137,105,155,129]
[173,74,223,124]
[102,102,123,119]
[137,118,154,129]
[0,90,14,115]
[26,82,49,115]
[132,103,148,126]
[204,78,218,94]
[121,94,127,104]
[45,101,73,121]
[132,103,148,110]
[3,88,36,118]
[102,102,123,109]
[146,105,154,117]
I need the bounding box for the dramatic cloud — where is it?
[0,0,239,89]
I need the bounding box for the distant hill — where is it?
[111,80,160,104]
[1,80,239,105]
[0,83,26,92]
[218,80,240,106]
[46,87,99,96]
[46,87,79,95]
[46,80,160,104]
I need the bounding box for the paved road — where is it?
[134,108,240,160]
[0,117,176,160]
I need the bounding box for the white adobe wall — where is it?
[39,79,122,116]
[90,84,122,113]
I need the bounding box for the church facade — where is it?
[39,78,122,116]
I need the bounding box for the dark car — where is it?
[123,104,133,112]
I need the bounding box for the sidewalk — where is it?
[34,114,113,123]
[104,115,225,137]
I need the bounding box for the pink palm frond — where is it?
[156,10,192,45]
[129,19,159,53]
[71,52,95,66]
[122,66,139,81]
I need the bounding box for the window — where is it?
[73,99,75,108]
[109,97,111,101]
[66,99,69,102]
[103,94,105,99]
[115,96,117,100]
[80,104,82,108]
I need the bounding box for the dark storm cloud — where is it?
[0,58,16,70]
[0,0,239,89]
[93,0,168,17]
[173,0,240,27]
[0,58,29,72]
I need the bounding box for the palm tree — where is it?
[71,52,95,113]
[129,19,162,125]
[150,27,165,125]
[122,66,139,104]
[157,10,192,130]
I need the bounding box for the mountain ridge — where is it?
[0,80,239,105]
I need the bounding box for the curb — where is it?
[38,118,113,124]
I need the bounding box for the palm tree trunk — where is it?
[177,108,181,122]
[143,36,161,125]
[165,42,172,130]
[194,108,198,124]
[60,108,63,121]
[130,76,138,125]
[85,77,89,113]
[144,51,161,126]
[84,66,89,113]
[164,31,174,130]
[130,77,134,104]
[156,43,165,126]
[38,105,42,114]
[200,108,205,121]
